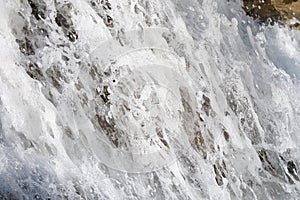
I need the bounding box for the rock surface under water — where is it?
[0,0,300,199]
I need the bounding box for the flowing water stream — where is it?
[0,0,300,199]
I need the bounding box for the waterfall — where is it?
[0,0,299,199]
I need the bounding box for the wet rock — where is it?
[99,85,110,103]
[213,164,224,186]
[243,0,300,28]
[257,148,295,183]
[243,0,281,24]
[25,62,44,81]
[201,95,212,117]
[28,0,47,20]
[156,128,169,148]
[223,129,230,142]
[287,160,299,181]
[55,2,78,42]
[16,37,35,55]
[89,0,114,28]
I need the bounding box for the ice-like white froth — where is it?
[0,0,300,199]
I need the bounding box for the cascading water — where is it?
[0,0,300,199]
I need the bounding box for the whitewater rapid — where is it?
[0,0,300,199]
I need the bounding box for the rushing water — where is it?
[0,0,300,199]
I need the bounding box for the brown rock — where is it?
[243,0,300,29]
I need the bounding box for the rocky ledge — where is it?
[243,0,300,28]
